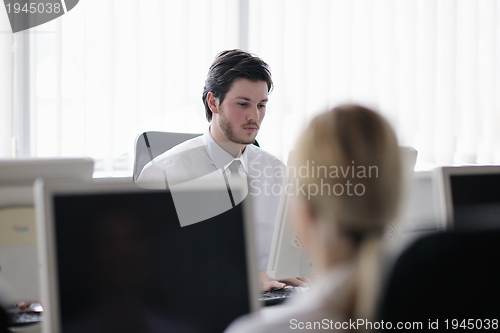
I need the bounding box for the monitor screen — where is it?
[49,187,252,333]
[450,173,500,231]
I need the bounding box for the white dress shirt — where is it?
[137,127,285,270]
[224,264,354,333]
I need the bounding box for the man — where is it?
[138,50,305,290]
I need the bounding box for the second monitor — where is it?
[434,165,500,231]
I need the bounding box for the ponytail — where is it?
[341,234,383,332]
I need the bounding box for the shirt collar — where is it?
[203,126,249,174]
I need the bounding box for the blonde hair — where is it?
[295,104,402,324]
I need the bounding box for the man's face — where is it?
[216,78,268,145]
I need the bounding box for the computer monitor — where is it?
[434,165,500,231]
[35,179,259,333]
[0,158,94,302]
[401,171,439,232]
[267,147,417,280]
[398,171,440,252]
[266,174,312,280]
[383,146,418,252]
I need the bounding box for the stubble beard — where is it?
[218,108,258,145]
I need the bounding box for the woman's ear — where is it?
[207,92,219,114]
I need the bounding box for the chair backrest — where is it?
[133,131,202,181]
[378,230,500,327]
[0,305,8,333]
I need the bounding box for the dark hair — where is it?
[202,49,273,122]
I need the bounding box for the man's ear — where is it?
[207,92,219,115]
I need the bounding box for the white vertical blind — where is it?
[19,0,500,174]
[248,0,500,169]
[434,0,456,166]
[414,0,436,165]
[477,0,497,164]
[31,0,239,176]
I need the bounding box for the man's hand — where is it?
[258,271,309,291]
[16,302,43,312]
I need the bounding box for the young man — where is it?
[138,50,305,290]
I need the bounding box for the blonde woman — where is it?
[226,104,402,332]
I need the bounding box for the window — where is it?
[4,0,500,175]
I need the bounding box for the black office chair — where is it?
[0,306,8,333]
[378,230,500,327]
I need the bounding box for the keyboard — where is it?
[259,286,309,306]
[5,302,43,328]
[6,311,42,327]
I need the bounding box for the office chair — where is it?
[133,131,261,181]
[133,132,202,182]
[0,306,8,333]
[378,230,500,327]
